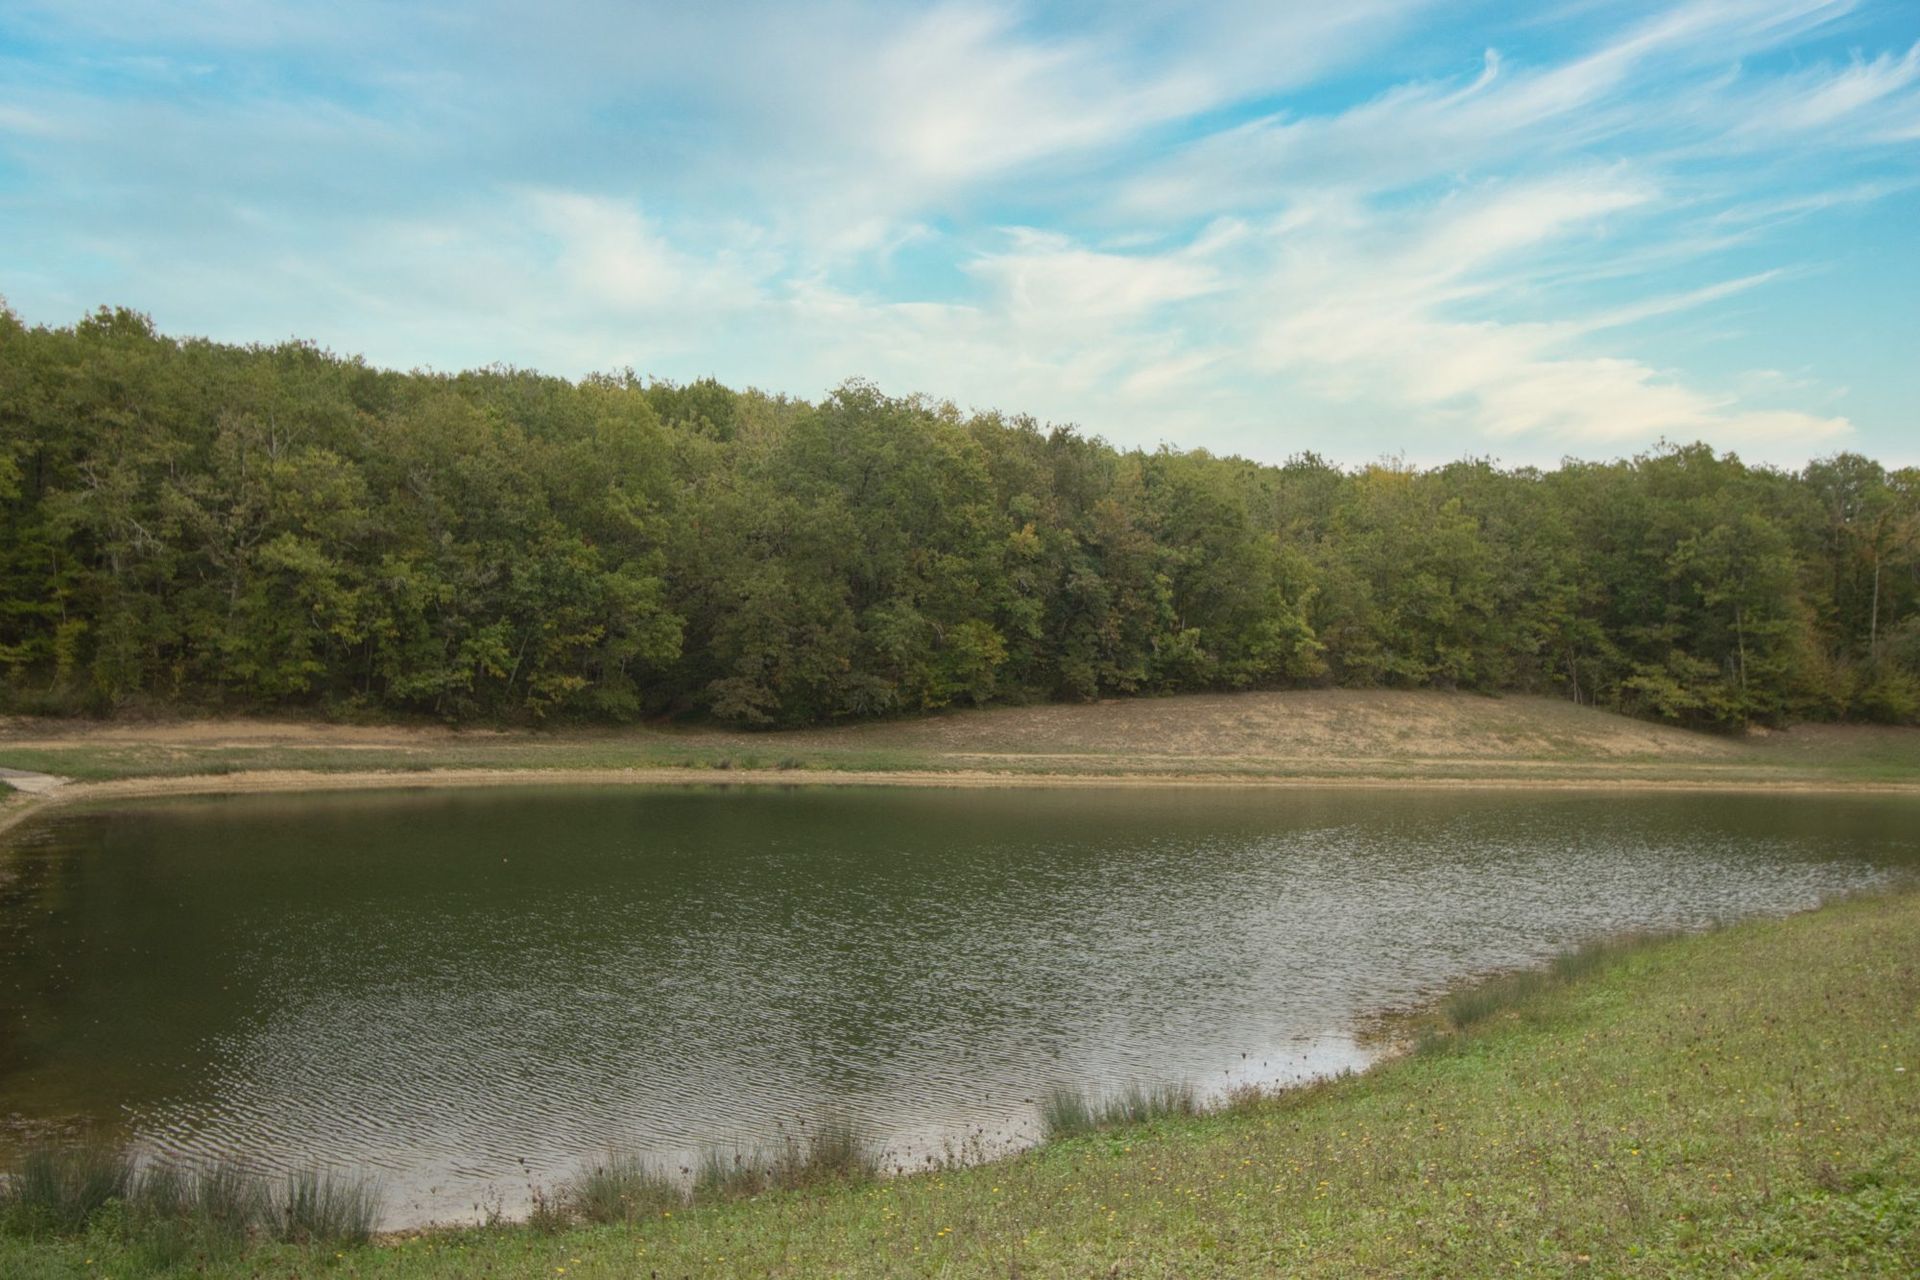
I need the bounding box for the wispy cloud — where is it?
[1,0,1915,464]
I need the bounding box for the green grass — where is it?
[4,890,1915,1276]
[0,1155,382,1263]
[0,1142,132,1237]
[1039,1082,1199,1140]
[269,1168,382,1246]
[555,1120,879,1230]
[563,1152,680,1227]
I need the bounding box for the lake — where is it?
[1,784,1914,1226]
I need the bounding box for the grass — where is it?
[4,889,1914,1276]
[270,1168,382,1245]
[689,1115,883,1200]
[0,1153,382,1261]
[1039,1082,1199,1140]
[564,1152,680,1226]
[0,1143,132,1237]
[551,1118,881,1231]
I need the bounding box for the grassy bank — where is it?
[4,890,1914,1277]
[3,691,1919,802]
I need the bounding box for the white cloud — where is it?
[524,191,768,313]
[1724,39,1920,139]
[1244,175,1853,449]
[967,228,1226,327]
[3,0,1914,464]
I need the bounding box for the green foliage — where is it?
[2,310,1915,727]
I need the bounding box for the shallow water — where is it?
[2,784,1915,1226]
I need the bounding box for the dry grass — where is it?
[3,690,1917,799]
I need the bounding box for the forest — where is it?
[1,306,1915,730]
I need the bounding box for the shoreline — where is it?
[5,760,1918,843]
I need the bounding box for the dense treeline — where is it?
[2,307,1916,729]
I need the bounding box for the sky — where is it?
[1,1,1916,469]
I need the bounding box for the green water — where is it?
[1,784,1914,1226]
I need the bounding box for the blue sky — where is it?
[1,1,1915,467]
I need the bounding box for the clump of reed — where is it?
[130,1159,266,1240]
[0,1140,132,1237]
[770,1114,878,1187]
[565,1150,681,1225]
[0,1142,382,1249]
[1039,1082,1198,1141]
[691,1114,880,1202]
[268,1167,383,1245]
[1440,968,1554,1030]
[544,1116,881,1228]
[693,1148,771,1199]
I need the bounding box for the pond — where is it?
[2,784,1914,1226]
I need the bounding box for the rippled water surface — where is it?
[2,784,1915,1225]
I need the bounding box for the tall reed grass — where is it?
[566,1150,680,1225]
[1039,1082,1198,1140]
[0,1143,382,1249]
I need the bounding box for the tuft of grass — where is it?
[523,1185,570,1235]
[693,1148,771,1200]
[1039,1081,1198,1140]
[129,1160,266,1239]
[1440,967,1553,1029]
[772,1115,878,1188]
[267,1167,383,1245]
[1549,929,1672,981]
[565,1151,680,1225]
[0,1145,382,1253]
[1038,1086,1096,1140]
[0,1140,133,1237]
[115,1160,269,1270]
[691,1116,880,1202]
